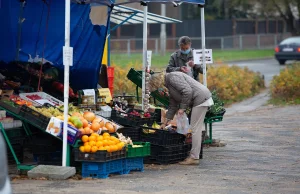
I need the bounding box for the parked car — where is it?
[274,36,300,65]
[0,133,12,194]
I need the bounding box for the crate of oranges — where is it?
[74,132,126,162]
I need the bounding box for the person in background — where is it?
[166,36,204,81]
[149,71,214,165]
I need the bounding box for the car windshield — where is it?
[280,37,300,45]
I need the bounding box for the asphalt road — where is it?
[11,105,300,194]
[227,58,290,87]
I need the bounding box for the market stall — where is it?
[0,0,227,179]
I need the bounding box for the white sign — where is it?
[193,49,213,64]
[63,46,73,66]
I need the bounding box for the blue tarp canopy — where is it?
[0,0,205,90]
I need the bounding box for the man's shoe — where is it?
[178,157,199,165]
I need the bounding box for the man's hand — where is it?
[187,60,195,68]
[180,66,189,73]
[178,109,185,115]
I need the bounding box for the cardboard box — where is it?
[46,117,81,145]
[0,90,13,101]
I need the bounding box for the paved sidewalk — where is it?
[11,105,300,194]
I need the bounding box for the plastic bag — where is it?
[176,113,190,135]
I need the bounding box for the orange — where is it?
[103,132,110,137]
[88,136,96,142]
[116,143,123,151]
[84,145,91,153]
[96,136,103,141]
[91,146,98,153]
[91,133,98,137]
[104,146,110,151]
[107,146,112,153]
[89,141,96,147]
[81,135,89,143]
[98,146,105,151]
[110,145,118,152]
[84,142,89,146]
[96,141,103,148]
[107,140,113,146]
[103,135,110,140]
[79,146,85,152]
[102,140,108,146]
[93,133,100,137]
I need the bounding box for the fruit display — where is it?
[79,133,125,153]
[30,106,62,118]
[129,110,151,118]
[10,95,33,106]
[56,111,118,135]
[57,103,80,115]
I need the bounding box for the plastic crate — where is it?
[145,143,191,165]
[7,143,24,164]
[116,127,141,142]
[126,142,150,158]
[1,127,26,141]
[19,106,50,129]
[111,109,156,127]
[82,159,124,179]
[0,100,22,114]
[108,77,114,88]
[74,148,126,162]
[126,68,169,107]
[123,157,144,174]
[141,127,186,146]
[30,134,62,155]
[33,151,62,166]
[107,67,114,78]
[19,92,63,106]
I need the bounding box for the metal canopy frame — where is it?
[110,5,182,31]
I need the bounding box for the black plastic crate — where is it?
[116,127,141,142]
[111,109,156,127]
[141,127,186,146]
[0,100,22,114]
[74,148,126,162]
[19,106,50,130]
[30,133,62,155]
[7,143,24,164]
[145,143,191,165]
[33,151,62,166]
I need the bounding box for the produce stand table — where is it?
[0,105,72,171]
[126,68,224,144]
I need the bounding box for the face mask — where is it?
[181,49,191,55]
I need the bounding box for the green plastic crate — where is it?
[127,68,169,107]
[126,142,150,158]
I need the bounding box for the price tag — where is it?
[98,88,112,103]
[63,46,73,66]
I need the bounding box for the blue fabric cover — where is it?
[0,0,109,90]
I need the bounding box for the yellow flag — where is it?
[101,38,108,65]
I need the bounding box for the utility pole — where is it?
[160,4,166,56]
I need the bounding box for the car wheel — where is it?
[278,60,286,65]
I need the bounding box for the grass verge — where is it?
[111,49,274,68]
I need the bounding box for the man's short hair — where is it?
[178,36,191,46]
